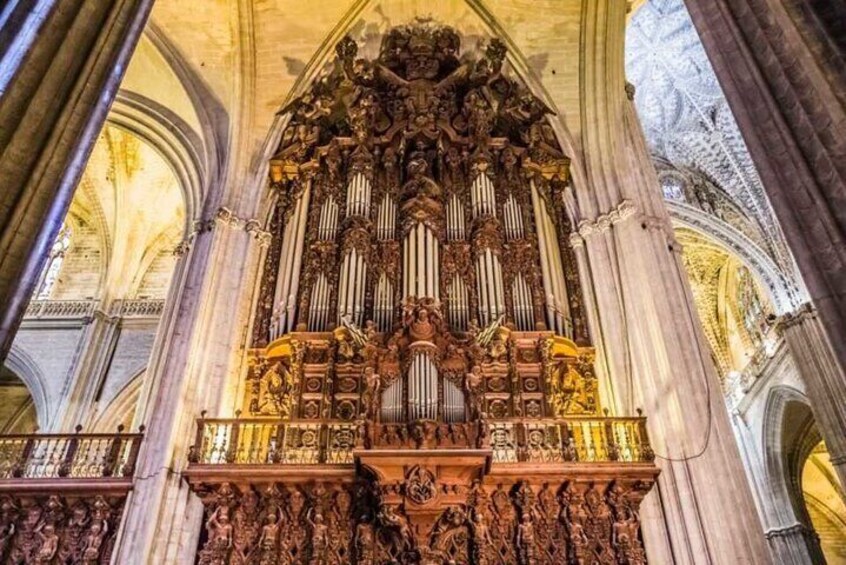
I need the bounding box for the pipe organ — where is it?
[249,17,595,421]
[217,24,655,565]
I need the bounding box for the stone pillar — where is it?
[575,2,771,561]
[779,303,846,489]
[0,1,154,362]
[113,209,269,564]
[765,524,825,565]
[683,0,846,378]
[55,307,122,430]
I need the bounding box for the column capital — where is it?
[577,199,638,240]
[777,302,817,331]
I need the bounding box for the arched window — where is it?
[660,175,686,201]
[34,224,71,299]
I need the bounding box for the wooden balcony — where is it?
[183,414,658,565]
[185,414,654,470]
[0,426,143,563]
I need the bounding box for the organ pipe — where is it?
[376,194,396,240]
[338,249,367,326]
[475,249,505,324]
[503,194,524,240]
[374,273,394,331]
[273,180,312,338]
[403,222,439,300]
[446,194,465,240]
[447,275,468,331]
[443,379,465,423]
[470,173,496,218]
[380,379,403,423]
[408,350,438,421]
[530,180,571,337]
[512,274,533,331]
[346,172,371,218]
[309,273,331,331]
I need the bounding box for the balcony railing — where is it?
[0,425,144,480]
[24,299,97,319]
[110,298,166,318]
[187,414,653,467]
[188,416,357,466]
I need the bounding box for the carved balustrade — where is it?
[110,298,166,318]
[187,415,653,469]
[23,299,97,319]
[0,426,143,564]
[188,417,357,467]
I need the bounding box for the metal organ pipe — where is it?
[309,274,331,331]
[471,173,496,218]
[529,179,571,337]
[512,274,533,331]
[475,248,505,324]
[443,379,465,423]
[374,273,393,331]
[446,194,465,240]
[377,195,396,241]
[407,350,438,421]
[504,194,524,240]
[273,180,312,338]
[381,379,403,423]
[338,248,367,326]
[447,275,468,331]
[403,222,439,301]
[346,172,371,218]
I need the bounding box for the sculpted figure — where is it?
[260,362,295,416]
[378,505,412,550]
[82,520,108,564]
[36,524,59,563]
[206,506,233,551]
[258,507,284,554]
[307,509,328,564]
[409,305,436,342]
[362,367,381,419]
[355,516,375,564]
[470,510,493,565]
[516,513,536,565]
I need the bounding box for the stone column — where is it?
[765,524,825,565]
[683,0,846,378]
[779,303,846,489]
[113,209,269,564]
[0,1,154,361]
[54,306,122,430]
[575,2,771,561]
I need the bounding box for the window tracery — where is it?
[33,224,71,300]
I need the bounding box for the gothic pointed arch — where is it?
[91,370,144,433]
[3,344,49,431]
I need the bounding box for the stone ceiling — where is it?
[625,0,800,288]
[676,228,774,377]
[69,125,185,301]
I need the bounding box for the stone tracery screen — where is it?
[252,23,588,347]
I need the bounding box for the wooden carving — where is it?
[0,494,123,565]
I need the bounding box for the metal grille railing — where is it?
[0,426,144,479]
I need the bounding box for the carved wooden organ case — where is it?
[190,22,657,565]
[250,21,596,423]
